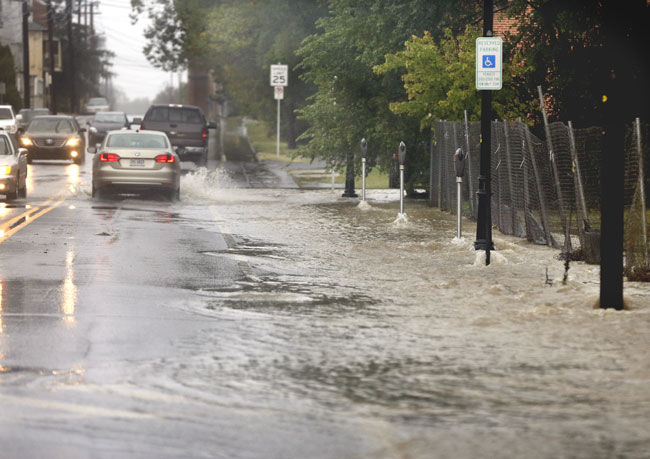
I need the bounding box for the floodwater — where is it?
[2,162,648,458]
[177,167,650,457]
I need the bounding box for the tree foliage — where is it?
[0,45,22,109]
[131,0,325,146]
[504,0,649,126]
[297,0,482,189]
[374,26,533,130]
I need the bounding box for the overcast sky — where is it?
[96,0,182,100]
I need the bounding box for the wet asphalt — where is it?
[1,151,649,459]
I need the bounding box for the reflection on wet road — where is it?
[0,161,649,458]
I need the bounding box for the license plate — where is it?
[129,159,145,167]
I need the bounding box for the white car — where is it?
[0,105,17,134]
[0,129,28,200]
[85,97,110,114]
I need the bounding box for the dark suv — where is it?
[139,104,215,166]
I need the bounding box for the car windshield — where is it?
[28,119,75,134]
[0,108,13,120]
[95,113,125,123]
[106,133,168,149]
[147,107,203,123]
[18,109,49,123]
[88,98,108,106]
[0,136,11,155]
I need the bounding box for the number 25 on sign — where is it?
[270,64,288,87]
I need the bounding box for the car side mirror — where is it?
[16,127,24,136]
[207,120,217,129]
[18,148,28,156]
[87,145,97,154]
[16,114,23,121]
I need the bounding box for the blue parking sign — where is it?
[482,55,496,68]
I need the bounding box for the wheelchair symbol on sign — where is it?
[482,55,496,68]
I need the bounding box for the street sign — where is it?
[274,86,284,100]
[270,64,288,87]
[475,37,502,90]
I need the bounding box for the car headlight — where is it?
[1,166,12,175]
[21,137,33,146]
[65,137,80,147]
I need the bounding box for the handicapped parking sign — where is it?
[482,55,495,68]
[476,37,502,90]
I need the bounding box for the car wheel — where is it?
[17,173,26,198]
[166,188,179,201]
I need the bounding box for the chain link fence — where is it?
[430,117,649,280]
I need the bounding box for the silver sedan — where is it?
[91,130,181,200]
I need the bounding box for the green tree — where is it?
[297,0,481,191]
[374,26,533,130]
[504,0,649,125]
[0,45,22,109]
[131,0,325,147]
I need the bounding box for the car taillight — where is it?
[201,128,207,141]
[155,154,176,163]
[139,123,145,130]
[99,153,120,162]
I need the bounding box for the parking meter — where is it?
[453,147,465,238]
[398,141,406,166]
[360,138,368,201]
[454,147,466,178]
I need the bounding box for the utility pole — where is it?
[22,0,30,109]
[47,0,57,113]
[67,0,77,113]
[90,1,94,38]
[474,0,495,264]
[83,0,88,47]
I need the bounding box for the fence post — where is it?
[464,110,475,217]
[504,121,517,235]
[493,121,503,231]
[519,123,533,240]
[452,122,461,217]
[538,85,572,253]
[635,117,648,265]
[568,121,590,248]
[525,124,555,247]
[438,122,444,209]
[429,131,435,207]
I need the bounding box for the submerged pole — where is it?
[474,0,495,265]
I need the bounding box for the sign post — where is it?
[398,141,406,216]
[474,0,500,266]
[360,138,368,201]
[270,64,288,157]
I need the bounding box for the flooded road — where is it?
[1,160,649,458]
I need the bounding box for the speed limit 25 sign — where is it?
[270,64,288,87]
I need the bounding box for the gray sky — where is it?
[96,0,181,100]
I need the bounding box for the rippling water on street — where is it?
[173,168,650,458]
